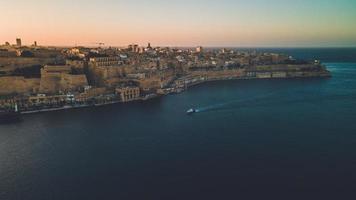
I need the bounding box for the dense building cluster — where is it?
[0,38,330,112]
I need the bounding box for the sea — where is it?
[0,48,356,199]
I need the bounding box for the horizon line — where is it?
[4,44,356,49]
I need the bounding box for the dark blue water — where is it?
[1,48,356,199]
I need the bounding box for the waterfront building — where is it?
[256,72,272,79]
[272,72,287,78]
[116,87,140,102]
[89,56,121,67]
[28,94,66,105]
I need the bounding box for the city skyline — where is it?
[1,0,356,47]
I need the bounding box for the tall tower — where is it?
[16,38,22,46]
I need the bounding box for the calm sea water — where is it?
[1,48,356,199]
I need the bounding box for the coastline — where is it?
[19,73,331,115]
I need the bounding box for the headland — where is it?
[0,40,331,114]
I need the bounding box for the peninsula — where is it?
[0,39,331,114]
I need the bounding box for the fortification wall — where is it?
[0,57,59,69]
[190,69,245,79]
[138,77,161,89]
[39,76,62,93]
[0,76,40,95]
[62,74,88,89]
[39,74,88,93]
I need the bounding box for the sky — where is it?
[1,0,356,47]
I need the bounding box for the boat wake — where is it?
[193,92,356,114]
[194,93,277,113]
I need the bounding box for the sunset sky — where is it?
[1,0,356,47]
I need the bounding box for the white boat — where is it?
[186,108,197,114]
